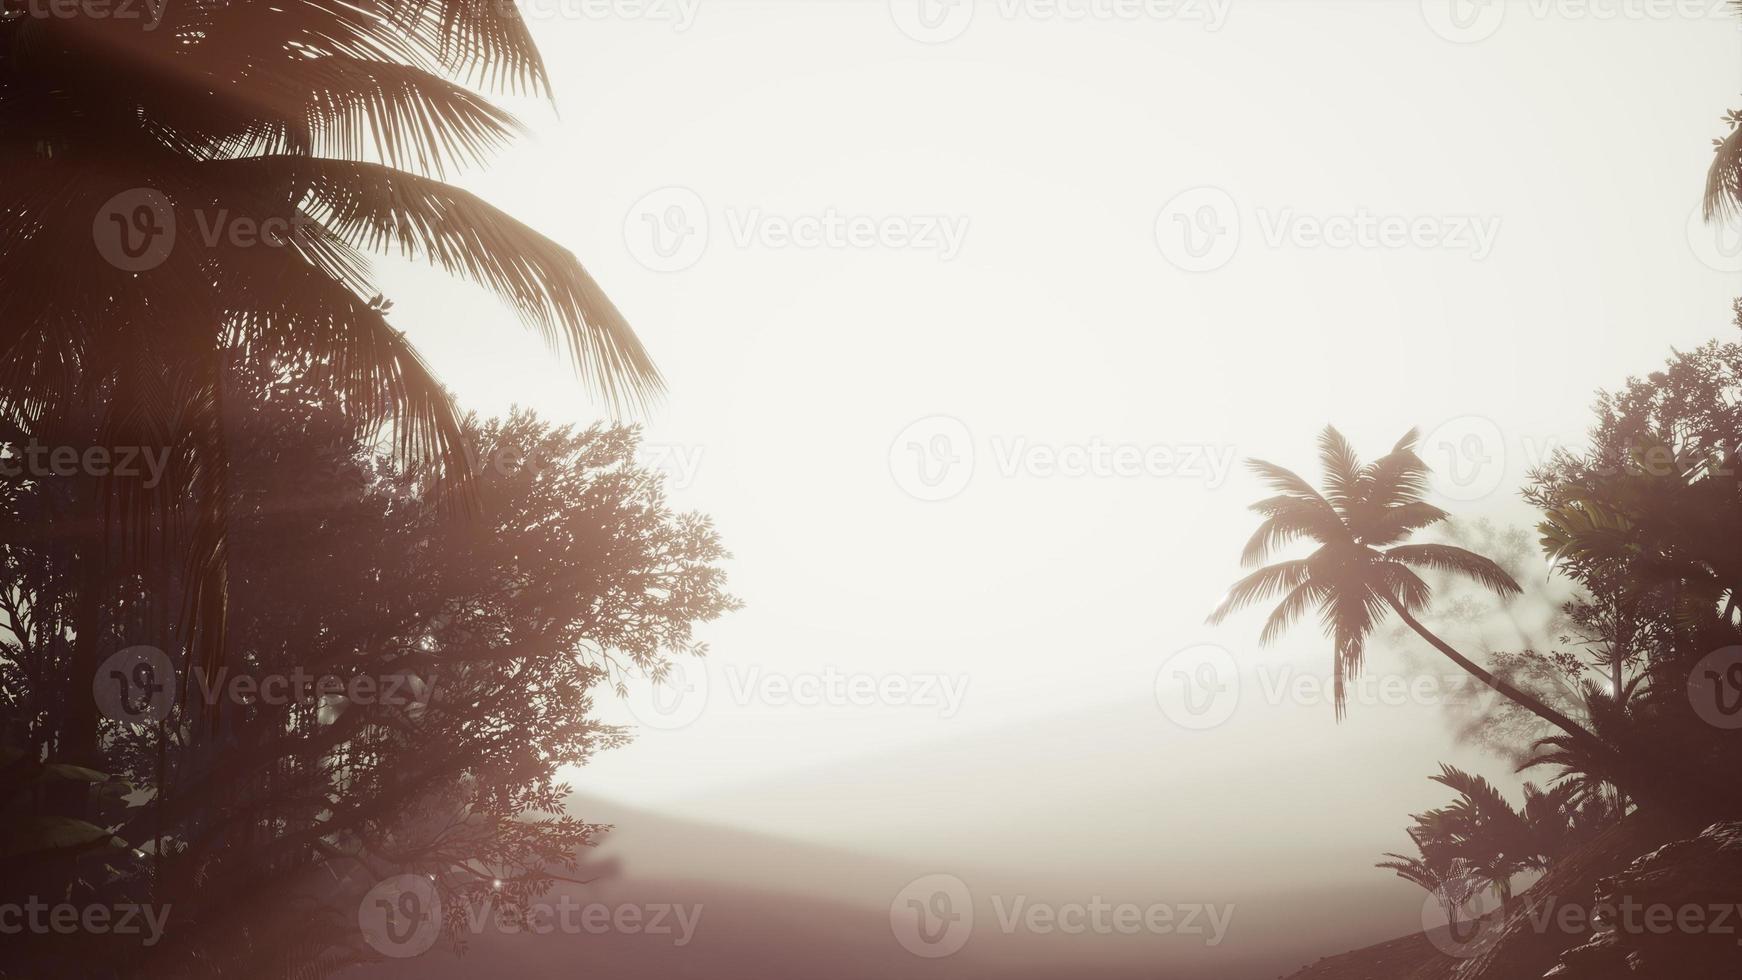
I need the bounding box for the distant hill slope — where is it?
[339,795,1413,980]
[1282,931,1444,980]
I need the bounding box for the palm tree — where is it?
[1376,848,1481,928]
[1,0,661,763]
[1705,107,1742,223]
[1705,4,1742,221]
[1207,427,1608,757]
[1382,765,1592,914]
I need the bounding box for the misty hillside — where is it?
[342,794,1424,980]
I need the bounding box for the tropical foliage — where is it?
[1379,765,1617,914]
[0,382,736,977]
[0,0,661,769]
[0,2,713,973]
[1207,427,1609,753]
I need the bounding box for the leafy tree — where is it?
[1520,335,1742,819]
[0,385,736,977]
[0,0,662,767]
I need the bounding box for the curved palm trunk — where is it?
[1403,595,1741,817]
[1391,606,1740,819]
[1385,598,1607,754]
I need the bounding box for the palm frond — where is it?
[1373,561,1432,614]
[1538,498,1634,574]
[1240,495,1343,566]
[1317,425,1363,512]
[1704,110,1742,222]
[217,56,525,174]
[1359,438,1432,512]
[1207,559,1312,625]
[1246,458,1334,505]
[1323,582,1390,718]
[224,251,476,509]
[1362,500,1448,547]
[1384,543,1521,597]
[1258,578,1332,646]
[208,156,664,412]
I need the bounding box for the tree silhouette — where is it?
[1208,427,1611,758]
[0,0,660,765]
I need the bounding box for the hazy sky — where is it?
[372,1,1741,867]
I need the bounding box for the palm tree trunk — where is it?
[1392,595,1740,818]
[1385,598,1607,754]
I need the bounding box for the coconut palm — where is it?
[1705,107,1742,222]
[1376,849,1482,927]
[1207,427,1608,756]
[0,0,661,762]
[1382,766,1591,914]
[1706,5,1742,220]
